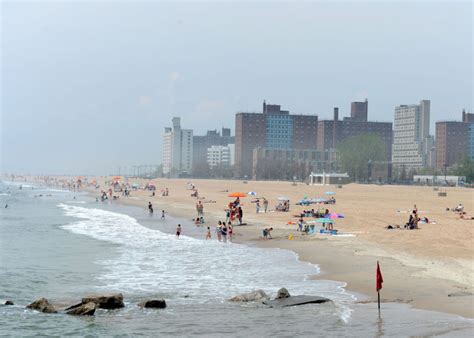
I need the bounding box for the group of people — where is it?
[255,198,269,213]
[225,203,243,225]
[207,221,233,242]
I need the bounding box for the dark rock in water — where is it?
[263,295,331,308]
[82,293,124,309]
[138,299,167,309]
[26,298,57,313]
[66,302,96,316]
[448,291,473,297]
[4,300,14,305]
[275,288,290,299]
[229,290,269,302]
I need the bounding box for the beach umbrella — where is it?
[328,213,344,219]
[277,196,290,201]
[315,218,333,223]
[228,192,247,198]
[325,191,335,195]
[247,191,257,196]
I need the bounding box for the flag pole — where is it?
[377,289,381,310]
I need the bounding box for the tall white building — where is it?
[162,117,193,176]
[207,144,235,167]
[392,100,431,171]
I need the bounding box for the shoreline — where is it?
[6,176,473,318]
[83,179,473,318]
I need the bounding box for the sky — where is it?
[1,1,472,175]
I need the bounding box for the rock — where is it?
[138,299,167,309]
[4,300,14,305]
[82,293,124,309]
[26,298,57,313]
[275,288,290,299]
[229,290,269,302]
[66,302,96,316]
[264,295,332,308]
[448,291,473,297]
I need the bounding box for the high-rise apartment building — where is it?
[350,99,368,122]
[234,102,318,178]
[392,100,431,171]
[317,106,392,161]
[192,128,234,176]
[162,117,193,176]
[207,144,235,167]
[435,110,474,170]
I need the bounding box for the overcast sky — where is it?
[1,1,472,175]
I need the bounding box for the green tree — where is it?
[336,133,387,181]
[450,157,474,183]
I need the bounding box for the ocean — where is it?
[0,180,472,337]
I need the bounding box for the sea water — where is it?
[0,180,472,337]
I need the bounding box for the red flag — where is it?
[376,261,383,291]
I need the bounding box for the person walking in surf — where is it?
[148,202,153,214]
[176,224,181,238]
[161,210,165,220]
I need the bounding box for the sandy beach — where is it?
[30,176,474,318]
[74,177,474,318]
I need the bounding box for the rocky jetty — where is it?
[65,302,97,316]
[26,298,57,313]
[229,290,269,302]
[82,293,124,309]
[264,295,331,308]
[138,299,167,309]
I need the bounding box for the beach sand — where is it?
[58,177,474,318]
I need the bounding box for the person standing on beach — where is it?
[148,202,153,214]
[176,224,181,238]
[216,221,222,242]
[256,200,260,214]
[228,222,233,242]
[238,207,243,225]
[225,209,231,224]
[161,210,165,220]
[263,198,268,213]
[221,223,228,243]
[206,226,211,240]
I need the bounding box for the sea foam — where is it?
[58,204,354,304]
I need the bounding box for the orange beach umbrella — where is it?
[228,192,247,198]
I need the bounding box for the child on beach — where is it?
[206,226,211,240]
[148,202,153,214]
[161,210,165,220]
[176,224,181,238]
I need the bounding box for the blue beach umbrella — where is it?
[315,218,333,223]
